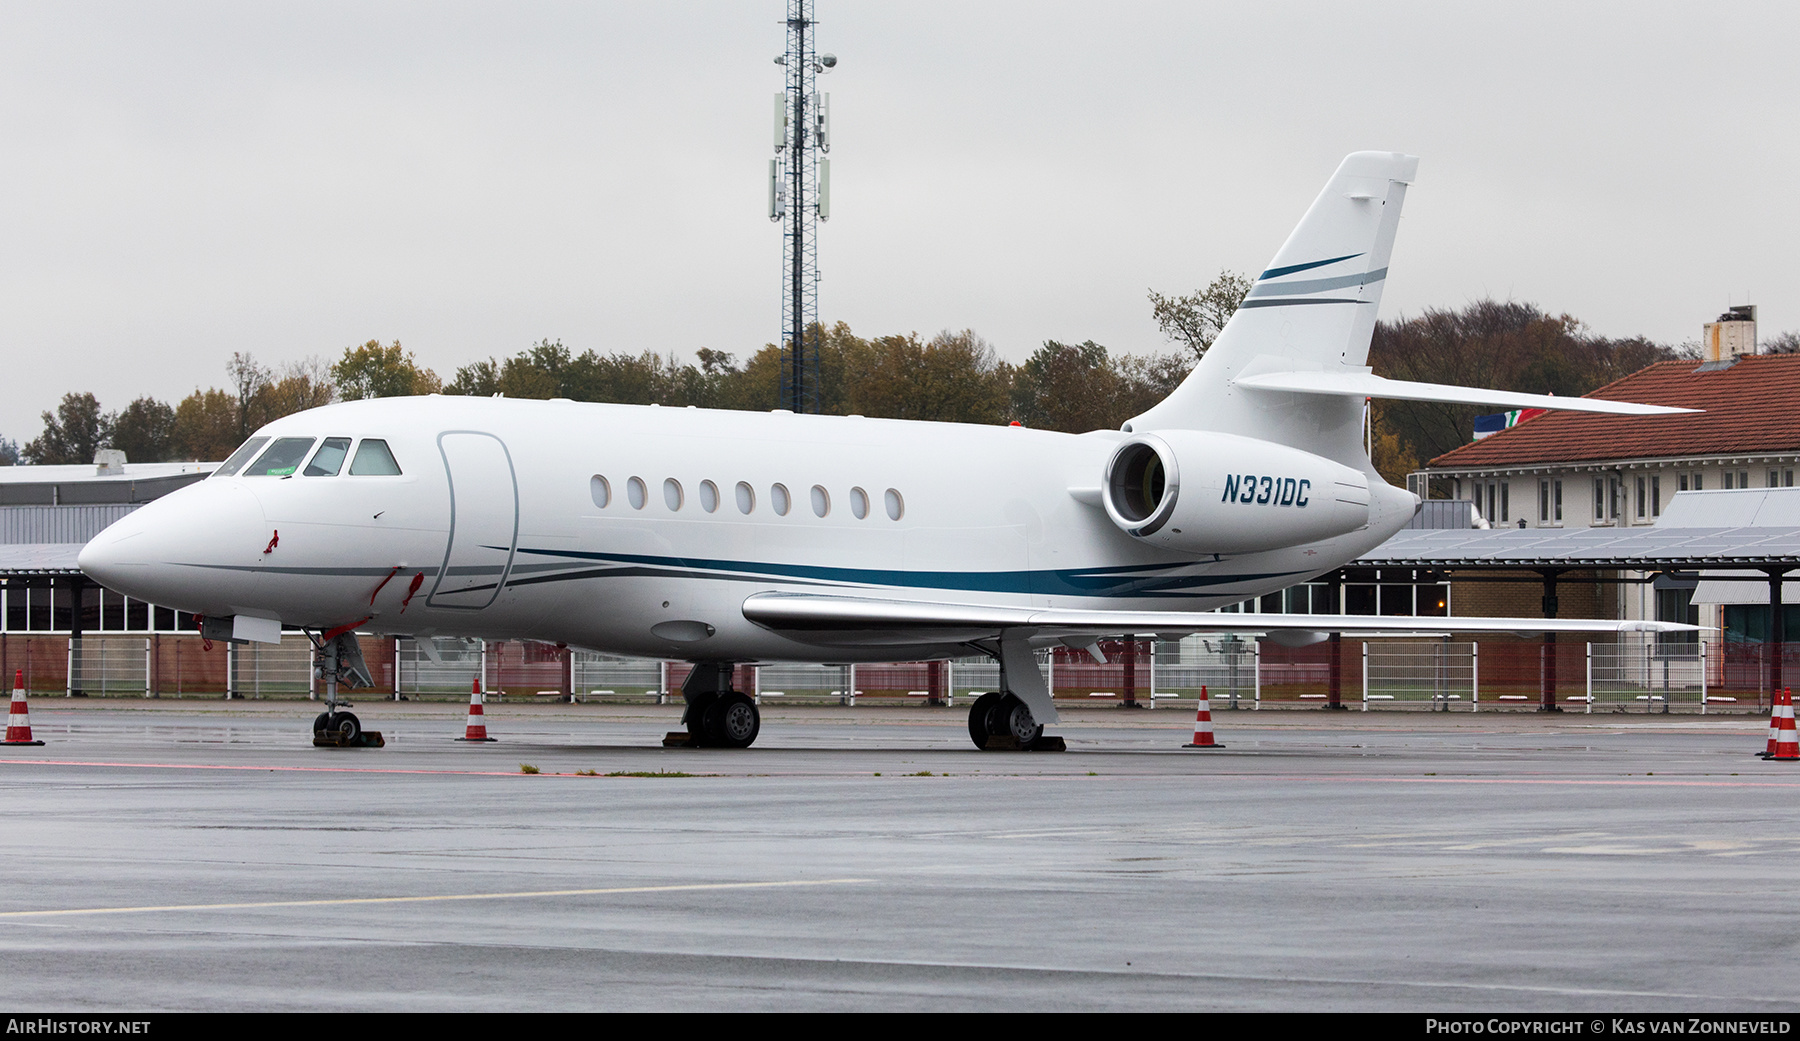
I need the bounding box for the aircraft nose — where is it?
[79,480,269,613]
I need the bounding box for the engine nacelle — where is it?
[1101,430,1371,555]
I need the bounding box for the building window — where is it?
[1650,475,1661,518]
[1540,480,1551,523]
[1678,474,1689,492]
[1594,478,1605,521]
[1636,476,1646,519]
[1554,480,1563,522]
[1693,472,1703,491]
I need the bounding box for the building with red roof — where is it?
[1418,352,1800,530]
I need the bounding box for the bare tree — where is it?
[1148,269,1254,362]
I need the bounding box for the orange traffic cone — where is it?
[1773,689,1798,762]
[5,669,44,746]
[456,676,495,742]
[1183,685,1224,749]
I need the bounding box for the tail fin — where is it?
[1129,152,1418,468]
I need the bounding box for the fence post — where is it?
[1148,639,1157,705]
[1046,651,1054,703]
[946,658,955,707]
[1471,641,1480,712]
[66,638,73,697]
[1361,641,1370,711]
[144,638,152,699]
[1253,640,1261,710]
[1700,640,1709,715]
[1585,642,1593,714]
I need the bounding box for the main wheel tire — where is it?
[991,693,1042,750]
[333,711,361,744]
[968,691,1004,749]
[704,692,760,749]
[685,692,717,746]
[312,712,331,737]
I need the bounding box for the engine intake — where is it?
[1101,431,1370,555]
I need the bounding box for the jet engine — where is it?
[1100,430,1371,555]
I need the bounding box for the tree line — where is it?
[5,274,1744,488]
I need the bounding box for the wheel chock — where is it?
[982,734,1066,752]
[662,731,698,748]
[312,730,386,749]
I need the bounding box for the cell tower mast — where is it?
[769,0,833,413]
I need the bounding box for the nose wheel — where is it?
[313,711,362,744]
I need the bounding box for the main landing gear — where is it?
[674,662,761,749]
[310,629,383,748]
[965,637,1064,751]
[967,691,1044,750]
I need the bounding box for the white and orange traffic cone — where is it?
[456,676,495,742]
[5,669,44,747]
[1183,685,1224,749]
[1773,689,1798,762]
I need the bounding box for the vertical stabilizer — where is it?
[1129,152,1418,469]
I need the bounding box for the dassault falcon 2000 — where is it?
[79,152,1695,750]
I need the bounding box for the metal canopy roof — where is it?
[1358,489,1800,570]
[1356,526,1800,570]
[0,544,85,575]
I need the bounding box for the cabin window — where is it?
[590,475,610,508]
[663,478,684,511]
[244,438,316,477]
[849,486,869,520]
[699,480,719,513]
[771,484,791,516]
[212,437,270,478]
[735,481,755,514]
[884,488,904,521]
[810,485,830,518]
[627,477,647,510]
[348,439,402,476]
[304,437,352,477]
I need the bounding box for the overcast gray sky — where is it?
[2,1,1796,444]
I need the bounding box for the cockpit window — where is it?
[243,437,317,477]
[348,439,402,476]
[303,437,352,477]
[212,437,270,478]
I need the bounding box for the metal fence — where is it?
[10,631,1792,715]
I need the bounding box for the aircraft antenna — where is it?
[769,0,834,413]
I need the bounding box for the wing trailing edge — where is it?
[741,591,1695,641]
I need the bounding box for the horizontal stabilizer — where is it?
[1232,371,1698,417]
[742,592,1695,641]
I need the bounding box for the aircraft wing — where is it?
[741,591,1694,643]
[1231,371,1699,417]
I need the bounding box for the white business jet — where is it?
[79,152,1693,749]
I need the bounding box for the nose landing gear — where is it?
[310,629,384,748]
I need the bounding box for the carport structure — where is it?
[1345,488,1800,709]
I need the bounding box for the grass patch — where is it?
[907,770,935,777]
[519,763,540,774]
[575,769,597,776]
[605,769,694,778]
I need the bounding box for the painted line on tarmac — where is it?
[0,757,625,778]
[0,878,873,919]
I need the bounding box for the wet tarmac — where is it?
[0,699,1789,1011]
